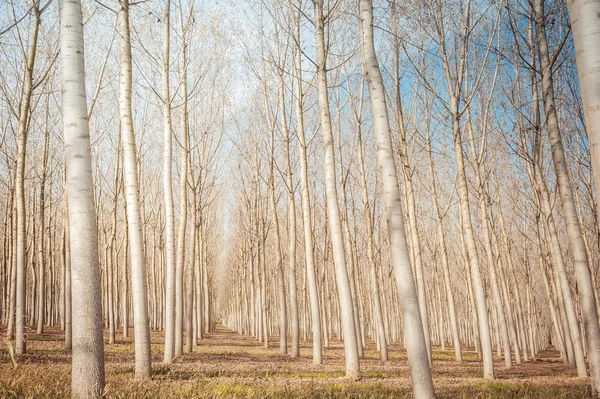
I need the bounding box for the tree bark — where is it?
[359,1,434,396]
[15,4,40,355]
[117,0,152,379]
[356,97,388,361]
[59,0,106,394]
[313,0,360,379]
[534,0,597,381]
[162,0,177,364]
[293,0,322,364]
[267,92,287,355]
[174,9,190,355]
[36,115,49,335]
[425,117,462,362]
[282,75,300,357]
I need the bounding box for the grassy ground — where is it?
[0,325,592,398]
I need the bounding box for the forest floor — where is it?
[0,325,592,398]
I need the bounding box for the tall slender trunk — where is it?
[491,213,521,364]
[59,0,105,394]
[108,147,121,345]
[335,106,364,358]
[359,1,434,396]
[174,9,190,355]
[534,0,595,380]
[162,0,177,364]
[567,9,600,382]
[435,0,494,377]
[391,29,430,359]
[117,0,152,378]
[64,197,72,350]
[282,76,300,357]
[313,0,360,379]
[195,214,203,340]
[466,112,512,369]
[7,191,16,340]
[567,0,600,234]
[268,99,287,355]
[294,0,321,364]
[498,203,529,361]
[536,216,568,360]
[186,177,196,352]
[15,6,40,355]
[36,112,49,335]
[426,118,462,362]
[122,189,129,338]
[356,100,388,361]
[202,224,210,333]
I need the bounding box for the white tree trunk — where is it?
[268,101,287,355]
[535,0,595,380]
[162,0,177,364]
[425,125,462,362]
[356,109,388,361]
[174,21,190,356]
[59,0,105,394]
[36,125,48,335]
[15,5,40,356]
[282,79,300,357]
[63,203,72,350]
[186,176,196,353]
[118,0,152,379]
[314,0,360,379]
[293,0,322,364]
[359,1,434,396]
[564,0,600,393]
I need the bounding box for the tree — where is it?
[352,76,388,361]
[313,0,360,380]
[281,63,299,358]
[36,108,49,335]
[428,0,496,378]
[117,0,152,379]
[59,0,105,394]
[14,1,41,356]
[163,0,177,364]
[359,0,434,396]
[292,0,322,365]
[535,0,600,389]
[174,3,190,355]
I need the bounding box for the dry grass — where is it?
[0,325,592,398]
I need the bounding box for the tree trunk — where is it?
[426,123,462,362]
[567,0,600,235]
[162,0,177,364]
[174,15,190,355]
[356,101,388,361]
[294,0,322,365]
[268,100,287,355]
[282,77,300,357]
[59,0,106,394]
[64,198,72,350]
[15,5,40,356]
[359,1,434,396]
[466,113,512,369]
[391,38,431,359]
[117,0,152,379]
[434,0,494,378]
[7,195,16,340]
[313,0,360,379]
[36,116,49,335]
[534,0,597,381]
[186,176,196,352]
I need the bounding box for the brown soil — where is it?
[0,325,592,398]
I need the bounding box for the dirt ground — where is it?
[0,325,592,398]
